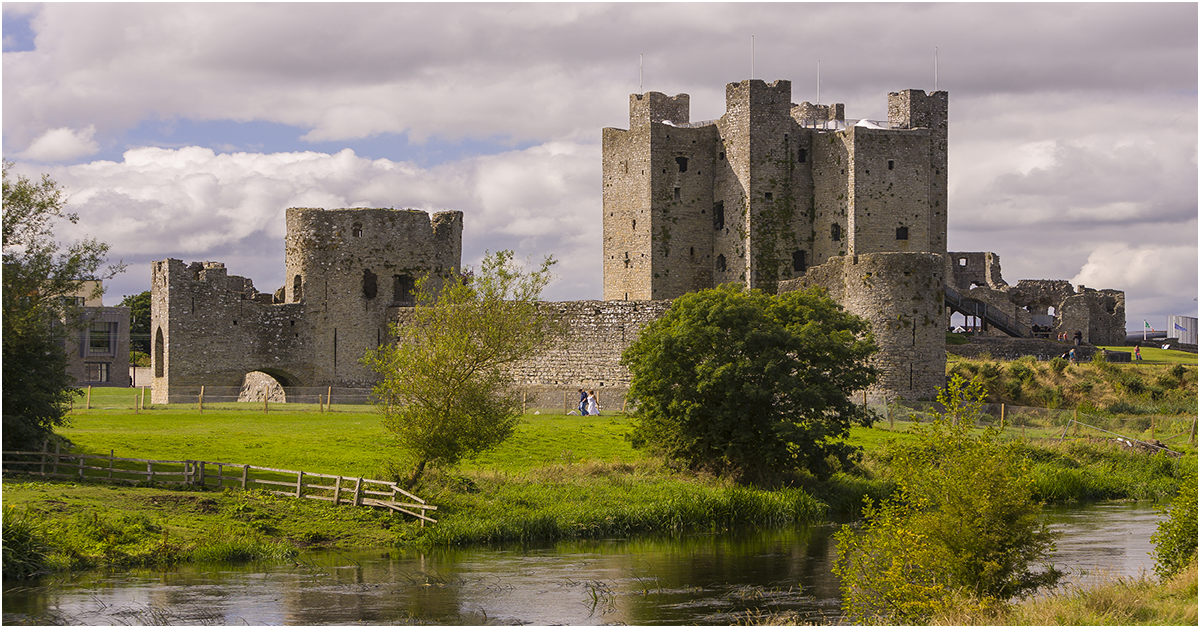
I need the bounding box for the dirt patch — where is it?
[142,495,221,513]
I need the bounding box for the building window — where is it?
[362,269,378,299]
[718,151,725,160]
[713,201,725,231]
[896,226,909,240]
[352,222,363,237]
[798,148,807,163]
[632,219,636,230]
[674,187,681,201]
[765,192,773,201]
[831,223,841,241]
[88,321,116,355]
[958,258,968,267]
[716,254,727,272]
[393,275,415,306]
[793,250,807,272]
[293,274,303,301]
[888,159,895,170]
[84,362,110,383]
[676,156,688,172]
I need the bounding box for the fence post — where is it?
[40,440,48,476]
[198,461,206,488]
[134,392,140,414]
[319,393,324,413]
[328,386,333,410]
[147,461,154,483]
[264,388,269,414]
[296,471,304,498]
[77,452,85,478]
[86,386,92,410]
[563,391,568,415]
[199,386,205,414]
[353,477,362,506]
[241,464,249,489]
[109,450,114,479]
[522,390,527,415]
[888,403,894,429]
[1000,403,1005,432]
[334,476,342,505]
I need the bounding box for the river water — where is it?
[2,501,1162,625]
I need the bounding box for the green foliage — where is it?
[119,290,152,353]
[835,378,1059,624]
[936,373,986,425]
[1151,462,1198,580]
[130,350,151,367]
[2,163,124,451]
[2,505,51,578]
[622,284,877,483]
[363,250,559,485]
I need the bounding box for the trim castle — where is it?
[151,79,1124,405]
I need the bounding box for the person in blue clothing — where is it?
[578,388,589,416]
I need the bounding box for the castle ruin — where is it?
[150,78,1124,406]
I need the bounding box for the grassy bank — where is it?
[931,558,1198,626]
[4,383,1192,578]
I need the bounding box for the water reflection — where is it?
[2,502,1162,625]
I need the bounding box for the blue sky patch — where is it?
[2,10,36,52]
[101,118,536,167]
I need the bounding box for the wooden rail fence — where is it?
[1,442,437,525]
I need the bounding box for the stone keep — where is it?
[150,208,462,404]
[602,79,947,300]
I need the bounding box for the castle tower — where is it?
[285,208,463,386]
[602,81,947,300]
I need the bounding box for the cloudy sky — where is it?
[4,2,1196,330]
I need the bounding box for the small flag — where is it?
[1175,322,1187,332]
[1144,320,1155,332]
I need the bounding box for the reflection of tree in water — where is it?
[281,551,471,624]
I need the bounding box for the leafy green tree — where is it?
[2,162,123,451]
[1151,461,1197,580]
[622,284,878,483]
[834,375,1060,624]
[120,290,151,354]
[363,250,558,486]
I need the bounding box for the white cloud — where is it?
[19,125,99,162]
[28,140,603,303]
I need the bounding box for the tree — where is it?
[1150,461,1197,580]
[834,375,1060,624]
[363,250,558,486]
[622,284,878,483]
[120,290,152,354]
[2,162,124,451]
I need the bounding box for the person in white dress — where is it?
[586,390,600,416]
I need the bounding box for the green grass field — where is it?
[1097,345,1198,365]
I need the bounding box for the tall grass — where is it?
[412,462,827,547]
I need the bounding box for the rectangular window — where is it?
[792,250,807,272]
[764,192,773,202]
[88,321,116,355]
[84,362,110,383]
[798,148,807,163]
[713,201,725,231]
[896,226,909,240]
[674,187,681,201]
[887,160,895,170]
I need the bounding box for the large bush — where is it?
[622,284,877,483]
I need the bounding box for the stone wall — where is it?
[781,252,946,401]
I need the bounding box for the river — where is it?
[1,501,1162,625]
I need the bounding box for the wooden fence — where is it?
[1,442,437,525]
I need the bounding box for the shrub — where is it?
[1050,357,1068,375]
[834,379,1060,624]
[1151,463,1198,580]
[1,506,50,579]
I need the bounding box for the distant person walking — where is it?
[1073,330,1083,346]
[578,388,588,416]
[587,390,600,416]
[1135,345,1142,361]
[1068,347,1077,364]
